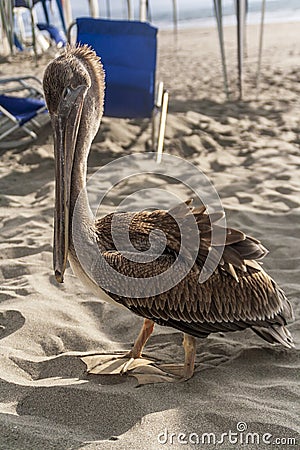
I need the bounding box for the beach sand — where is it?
[0,21,299,449]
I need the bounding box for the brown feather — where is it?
[92,202,294,348]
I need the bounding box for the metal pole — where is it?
[4,0,14,54]
[256,0,266,97]
[0,1,11,55]
[41,0,50,25]
[213,0,229,100]
[55,0,67,34]
[172,0,178,39]
[236,0,247,100]
[139,0,147,22]
[106,0,111,18]
[88,0,99,18]
[29,0,38,63]
[126,0,133,20]
[62,0,73,28]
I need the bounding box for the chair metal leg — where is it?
[156,89,169,164]
[0,123,20,140]
[0,76,48,145]
[152,81,164,151]
[21,125,38,139]
[151,112,156,153]
[156,81,164,108]
[0,123,37,141]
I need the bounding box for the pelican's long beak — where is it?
[53,85,88,283]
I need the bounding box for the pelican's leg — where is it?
[121,319,155,373]
[128,319,155,358]
[182,333,196,380]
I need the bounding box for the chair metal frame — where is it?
[0,76,48,146]
[68,18,169,163]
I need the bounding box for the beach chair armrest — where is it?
[67,22,77,44]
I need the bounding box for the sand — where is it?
[0,21,299,449]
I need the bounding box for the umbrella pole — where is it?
[140,0,147,22]
[256,0,266,98]
[88,0,99,18]
[213,0,229,100]
[236,0,247,100]
[4,0,14,55]
[29,0,38,64]
[172,0,178,42]
[126,0,133,20]
[106,0,111,18]
[9,0,15,54]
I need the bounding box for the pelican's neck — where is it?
[67,54,104,250]
[69,131,94,228]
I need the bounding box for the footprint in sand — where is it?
[0,310,25,339]
[275,174,290,181]
[1,263,30,279]
[275,186,293,195]
[1,244,52,259]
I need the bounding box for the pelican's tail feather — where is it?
[252,325,294,349]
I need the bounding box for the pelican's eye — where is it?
[62,86,71,99]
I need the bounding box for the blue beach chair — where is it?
[37,23,67,48]
[0,76,48,147]
[68,18,169,162]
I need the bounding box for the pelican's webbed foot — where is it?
[81,352,178,384]
[81,326,197,384]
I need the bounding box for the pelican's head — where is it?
[43,45,105,283]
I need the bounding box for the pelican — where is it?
[43,45,294,381]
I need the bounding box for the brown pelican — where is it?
[43,45,294,381]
